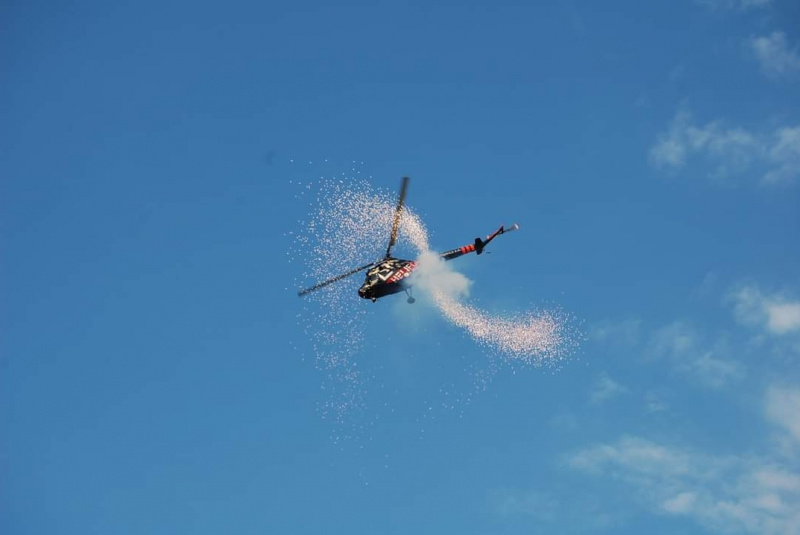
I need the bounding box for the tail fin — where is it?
[480,223,520,252]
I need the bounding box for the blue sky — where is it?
[3,0,800,533]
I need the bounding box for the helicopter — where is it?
[297,176,519,303]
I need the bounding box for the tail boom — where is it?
[440,223,519,261]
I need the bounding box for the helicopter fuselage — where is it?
[295,174,518,302]
[357,257,417,301]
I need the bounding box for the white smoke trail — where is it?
[411,251,472,299]
[404,234,571,365]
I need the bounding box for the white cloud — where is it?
[590,318,641,347]
[692,352,744,387]
[650,321,698,358]
[590,373,628,404]
[645,390,671,413]
[568,436,696,477]
[729,284,800,336]
[650,322,745,388]
[566,385,800,534]
[764,126,800,184]
[649,113,690,168]
[749,31,800,79]
[662,491,697,514]
[568,440,800,533]
[649,109,800,185]
[697,0,771,10]
[754,466,800,492]
[490,489,630,530]
[766,386,800,443]
[550,411,579,432]
[769,303,800,334]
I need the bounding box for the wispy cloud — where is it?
[749,31,800,79]
[766,385,800,443]
[550,411,579,432]
[591,316,745,389]
[649,109,800,185]
[650,110,761,176]
[650,321,745,388]
[590,318,641,347]
[590,373,628,404]
[489,488,629,530]
[568,436,800,533]
[728,284,800,336]
[645,389,671,413]
[567,385,800,534]
[696,0,771,10]
[568,435,697,477]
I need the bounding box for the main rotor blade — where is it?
[297,262,375,297]
[385,176,409,258]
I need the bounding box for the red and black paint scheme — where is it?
[298,177,519,304]
[356,224,518,302]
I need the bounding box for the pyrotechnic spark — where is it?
[409,251,576,365]
[291,176,429,431]
[291,174,579,425]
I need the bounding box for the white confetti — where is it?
[290,175,580,428]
